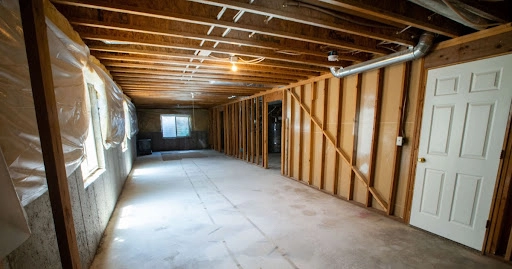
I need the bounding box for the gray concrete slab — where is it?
[91,150,510,269]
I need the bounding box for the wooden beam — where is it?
[90,46,326,73]
[77,27,334,67]
[19,0,81,268]
[189,0,415,46]
[256,97,261,166]
[52,0,390,55]
[103,62,310,81]
[310,0,467,38]
[425,24,512,69]
[67,17,368,62]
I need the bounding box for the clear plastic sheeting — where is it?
[0,0,90,204]
[125,96,139,138]
[90,64,126,149]
[0,148,30,258]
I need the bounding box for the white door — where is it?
[410,54,512,250]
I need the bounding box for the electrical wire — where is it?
[207,55,265,64]
[284,1,396,30]
[440,0,501,29]
[238,57,266,64]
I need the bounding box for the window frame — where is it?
[81,83,106,187]
[161,114,191,139]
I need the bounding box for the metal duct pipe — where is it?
[330,32,435,78]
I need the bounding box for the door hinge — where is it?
[486,220,491,229]
[500,150,505,159]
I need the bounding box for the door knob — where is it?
[418,157,426,163]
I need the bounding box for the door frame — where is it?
[404,24,512,255]
[262,90,284,169]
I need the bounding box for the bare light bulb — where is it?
[231,64,238,72]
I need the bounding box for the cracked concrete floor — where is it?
[90,150,509,269]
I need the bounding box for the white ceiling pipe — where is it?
[330,32,435,78]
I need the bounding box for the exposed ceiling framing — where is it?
[50,0,510,108]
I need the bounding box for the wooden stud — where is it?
[225,106,228,153]
[320,79,329,190]
[256,97,261,166]
[403,58,427,224]
[287,82,388,207]
[298,85,305,181]
[485,105,512,255]
[281,93,287,174]
[244,100,248,161]
[349,74,363,200]
[248,99,252,161]
[20,1,81,267]
[387,63,410,215]
[250,98,254,163]
[308,82,317,185]
[333,78,344,195]
[230,105,233,156]
[288,88,295,178]
[263,96,269,168]
[506,229,512,260]
[366,69,385,207]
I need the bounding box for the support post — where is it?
[19,0,81,268]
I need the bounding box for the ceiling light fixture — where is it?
[230,56,238,72]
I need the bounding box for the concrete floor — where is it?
[90,150,510,269]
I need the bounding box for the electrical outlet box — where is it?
[396,136,404,146]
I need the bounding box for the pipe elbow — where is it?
[330,66,343,77]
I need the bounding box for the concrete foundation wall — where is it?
[3,138,136,269]
[137,108,210,152]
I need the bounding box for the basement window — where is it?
[161,114,191,138]
[81,84,105,185]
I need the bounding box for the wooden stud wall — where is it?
[212,61,422,217]
[212,94,270,168]
[279,62,421,217]
[212,61,422,219]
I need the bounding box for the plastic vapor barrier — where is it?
[90,64,126,149]
[0,0,133,204]
[0,0,89,204]
[126,96,139,138]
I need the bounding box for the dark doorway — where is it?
[219,110,225,153]
[267,101,282,170]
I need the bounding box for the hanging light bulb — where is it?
[230,56,238,72]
